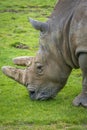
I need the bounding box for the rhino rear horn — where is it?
[13,56,33,66]
[29,18,49,32]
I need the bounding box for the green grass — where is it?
[0,0,87,130]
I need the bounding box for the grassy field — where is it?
[0,0,87,129]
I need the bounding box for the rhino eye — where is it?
[37,65,42,70]
[36,63,43,73]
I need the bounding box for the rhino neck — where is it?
[47,0,80,68]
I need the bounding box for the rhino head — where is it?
[2,19,71,100]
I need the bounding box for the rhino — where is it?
[2,0,87,107]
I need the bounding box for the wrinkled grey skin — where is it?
[2,0,87,107]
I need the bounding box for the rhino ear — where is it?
[29,18,49,33]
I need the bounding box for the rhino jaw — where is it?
[2,66,26,85]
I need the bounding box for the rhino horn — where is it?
[13,56,33,66]
[2,66,26,86]
[29,18,49,32]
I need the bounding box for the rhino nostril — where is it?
[30,91,35,95]
[30,91,36,100]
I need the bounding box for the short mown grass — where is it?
[0,0,87,130]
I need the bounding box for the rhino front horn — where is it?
[2,66,26,86]
[29,18,49,32]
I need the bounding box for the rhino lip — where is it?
[34,91,55,100]
[37,95,53,100]
[29,90,50,100]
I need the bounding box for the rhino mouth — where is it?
[29,90,54,100]
[28,84,59,100]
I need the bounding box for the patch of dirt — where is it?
[0,9,43,14]
[27,5,53,9]
[11,42,29,49]
[0,9,19,13]
[0,5,53,13]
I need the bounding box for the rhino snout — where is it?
[29,89,56,101]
